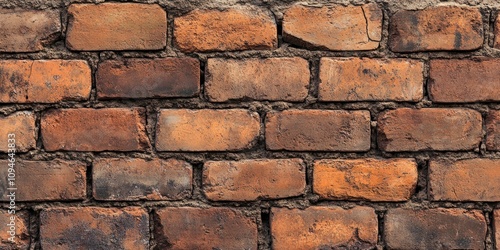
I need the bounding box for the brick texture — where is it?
[494,13,500,49]
[0,211,29,249]
[487,110,500,151]
[0,111,36,152]
[495,210,500,249]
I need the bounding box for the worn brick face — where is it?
[494,210,500,249]
[0,111,36,152]
[487,110,500,151]
[494,13,500,49]
[0,211,29,249]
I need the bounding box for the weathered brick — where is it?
[0,60,91,103]
[0,9,60,52]
[203,159,305,201]
[0,211,29,249]
[377,108,482,152]
[41,108,150,151]
[494,13,500,49]
[487,110,500,151]
[271,206,377,249]
[0,159,86,201]
[156,109,260,151]
[266,110,371,151]
[319,58,424,101]
[93,158,192,201]
[66,3,166,51]
[494,210,500,249]
[97,58,199,99]
[174,7,277,52]
[389,6,483,52]
[205,58,309,102]
[156,207,257,250]
[429,158,500,201]
[313,158,417,201]
[40,207,149,250]
[429,59,500,102]
[283,4,382,51]
[385,208,486,249]
[0,111,36,152]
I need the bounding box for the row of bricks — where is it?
[2,108,500,152]
[1,4,499,52]
[2,206,499,249]
[1,58,500,103]
[1,157,500,202]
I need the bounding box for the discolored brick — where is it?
[494,210,500,249]
[0,211,29,249]
[487,110,500,151]
[494,13,500,49]
[0,111,36,152]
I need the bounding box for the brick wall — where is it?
[1,0,500,249]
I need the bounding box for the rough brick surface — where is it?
[385,208,487,249]
[283,4,382,50]
[377,108,482,152]
[203,159,305,201]
[0,60,91,103]
[41,108,150,151]
[97,58,199,99]
[0,211,29,249]
[0,9,60,52]
[0,111,36,152]
[389,6,483,52]
[156,109,260,151]
[319,58,424,101]
[156,207,257,250]
[313,158,418,201]
[487,110,500,151]
[40,207,149,250]
[271,206,377,249]
[205,58,309,102]
[495,210,500,249]
[494,13,500,49]
[174,7,277,52]
[266,110,371,151]
[93,158,192,201]
[66,3,166,51]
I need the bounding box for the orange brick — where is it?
[0,211,29,249]
[313,158,417,201]
[487,110,500,151]
[494,210,500,249]
[0,111,36,152]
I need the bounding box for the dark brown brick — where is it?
[0,111,36,153]
[487,110,500,151]
[0,211,29,249]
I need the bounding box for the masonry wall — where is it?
[1,0,500,249]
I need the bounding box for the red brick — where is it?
[0,211,29,249]
[494,210,500,249]
[174,7,277,52]
[40,207,149,250]
[266,109,371,151]
[0,60,91,103]
[66,3,166,51]
[429,158,500,201]
[377,108,482,152]
[41,108,150,151]
[0,9,60,52]
[203,159,305,201]
[97,58,199,99]
[319,58,424,101]
[429,59,500,102]
[389,6,483,52]
[205,58,309,102]
[487,110,500,151]
[156,207,257,250]
[271,206,377,249]
[385,208,486,249]
[283,4,382,50]
[313,158,417,201]
[156,109,260,151]
[494,13,500,49]
[93,158,192,201]
[0,111,36,152]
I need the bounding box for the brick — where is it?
[377,108,482,152]
[385,208,486,249]
[319,58,424,102]
[203,159,305,201]
[0,111,36,152]
[487,110,500,151]
[429,158,500,201]
[271,206,377,249]
[313,158,417,201]
[495,14,500,49]
[0,211,29,249]
[174,7,276,52]
[0,9,60,52]
[494,210,500,249]
[429,59,500,102]
[93,158,192,201]
[0,159,86,201]
[283,4,382,51]
[66,3,166,51]
[41,108,150,151]
[156,109,260,151]
[40,207,149,250]
[389,6,483,52]
[266,109,370,151]
[97,58,199,99]
[205,58,309,102]
[156,207,257,250]
[0,60,91,103]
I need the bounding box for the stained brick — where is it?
[487,110,500,151]
[0,211,29,249]
[494,13,500,49]
[0,111,36,152]
[494,210,500,249]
